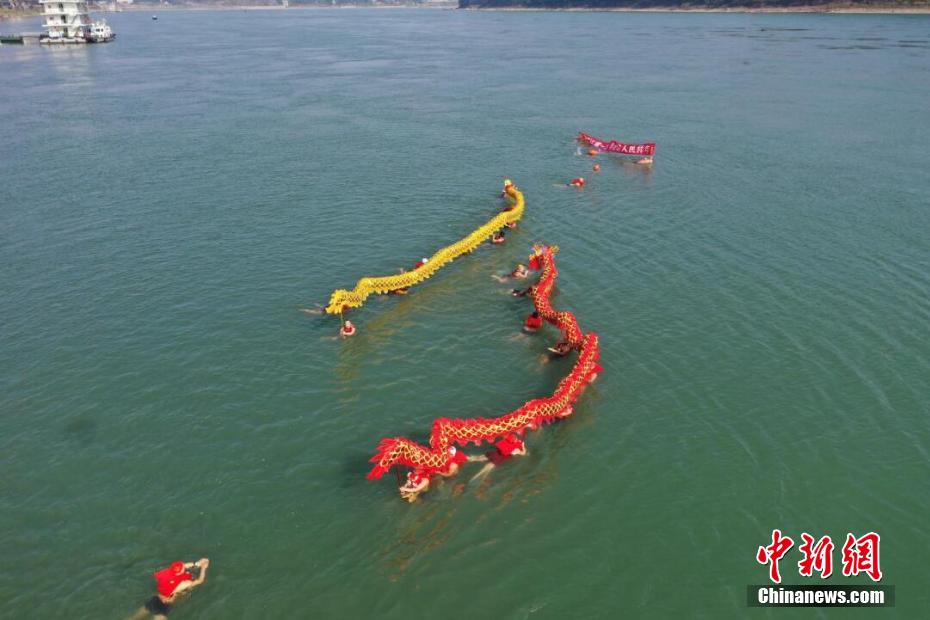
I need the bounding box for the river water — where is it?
[2,8,929,619]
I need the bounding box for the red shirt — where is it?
[154,565,193,597]
[524,314,543,329]
[486,436,524,465]
[440,448,468,474]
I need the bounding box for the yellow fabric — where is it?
[325,186,525,314]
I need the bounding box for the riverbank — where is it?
[461,4,930,13]
[0,8,41,21]
[96,3,930,14]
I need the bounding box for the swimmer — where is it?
[439,445,485,477]
[523,310,543,333]
[130,559,210,620]
[511,285,534,298]
[636,156,653,165]
[547,341,572,356]
[492,264,528,283]
[593,163,601,173]
[414,257,429,269]
[399,469,430,503]
[340,320,357,338]
[568,177,585,188]
[504,220,517,229]
[469,435,528,483]
[299,304,326,316]
[500,178,514,197]
[491,230,506,245]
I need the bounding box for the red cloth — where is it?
[524,314,543,329]
[578,132,656,156]
[154,563,192,597]
[450,449,468,465]
[528,255,541,270]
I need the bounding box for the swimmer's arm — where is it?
[190,562,209,587]
[466,455,488,462]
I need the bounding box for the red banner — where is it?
[578,132,655,156]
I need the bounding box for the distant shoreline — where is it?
[462,6,930,12]
[5,3,930,20]
[118,3,930,15]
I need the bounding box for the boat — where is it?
[88,19,115,43]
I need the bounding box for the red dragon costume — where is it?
[367,246,602,499]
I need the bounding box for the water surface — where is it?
[2,9,929,619]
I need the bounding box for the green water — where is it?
[2,9,929,619]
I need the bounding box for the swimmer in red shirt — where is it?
[523,311,544,333]
[340,320,357,338]
[470,435,528,482]
[399,469,431,503]
[131,559,210,619]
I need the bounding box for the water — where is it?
[2,9,929,619]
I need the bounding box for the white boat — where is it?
[88,19,115,43]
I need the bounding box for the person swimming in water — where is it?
[500,178,514,198]
[523,311,543,333]
[130,559,210,620]
[511,285,535,297]
[636,156,653,165]
[399,446,483,502]
[547,340,572,356]
[340,320,357,338]
[491,230,506,244]
[399,469,430,503]
[492,264,528,283]
[470,435,528,483]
